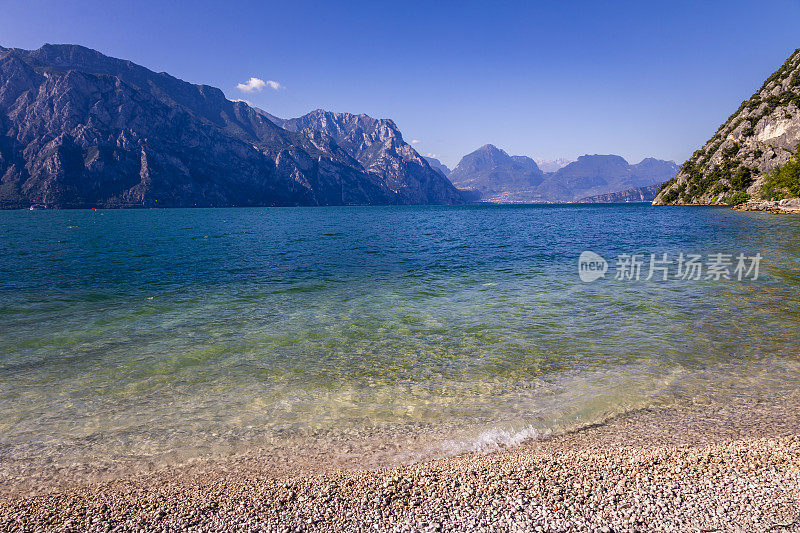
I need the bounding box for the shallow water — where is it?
[1,204,799,478]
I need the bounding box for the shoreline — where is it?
[3,400,800,531]
[734,198,800,213]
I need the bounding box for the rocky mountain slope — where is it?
[259,109,462,205]
[0,44,462,208]
[654,49,800,205]
[450,146,677,203]
[577,183,662,203]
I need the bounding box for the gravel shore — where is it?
[2,404,800,532]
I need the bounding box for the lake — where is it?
[1,204,799,478]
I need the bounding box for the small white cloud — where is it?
[426,153,438,158]
[236,77,283,93]
[411,139,421,144]
[236,77,265,92]
[231,98,252,105]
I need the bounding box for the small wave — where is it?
[440,425,551,456]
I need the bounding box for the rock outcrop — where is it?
[0,44,463,208]
[654,49,800,205]
[733,198,800,213]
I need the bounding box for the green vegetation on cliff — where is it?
[761,146,800,200]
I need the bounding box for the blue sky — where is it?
[1,0,799,168]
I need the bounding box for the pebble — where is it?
[1,433,799,532]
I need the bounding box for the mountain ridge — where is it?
[0,44,463,208]
[257,108,462,204]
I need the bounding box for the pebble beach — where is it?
[2,400,800,532]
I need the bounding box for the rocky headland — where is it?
[654,49,800,209]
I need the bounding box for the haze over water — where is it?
[1,205,799,478]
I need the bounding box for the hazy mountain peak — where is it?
[476,143,508,156]
[576,154,629,164]
[449,144,543,194]
[637,156,666,164]
[533,157,572,172]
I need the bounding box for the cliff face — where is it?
[259,109,464,205]
[0,44,460,208]
[654,49,800,205]
[577,183,662,203]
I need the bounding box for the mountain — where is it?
[548,154,631,192]
[450,146,677,203]
[654,48,800,205]
[631,157,680,183]
[0,44,462,208]
[533,157,572,173]
[448,144,544,201]
[577,183,662,203]
[544,155,678,201]
[423,156,450,177]
[259,109,462,205]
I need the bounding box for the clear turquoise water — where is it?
[1,205,799,474]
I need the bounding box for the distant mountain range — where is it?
[448,145,678,203]
[577,183,662,203]
[0,44,462,208]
